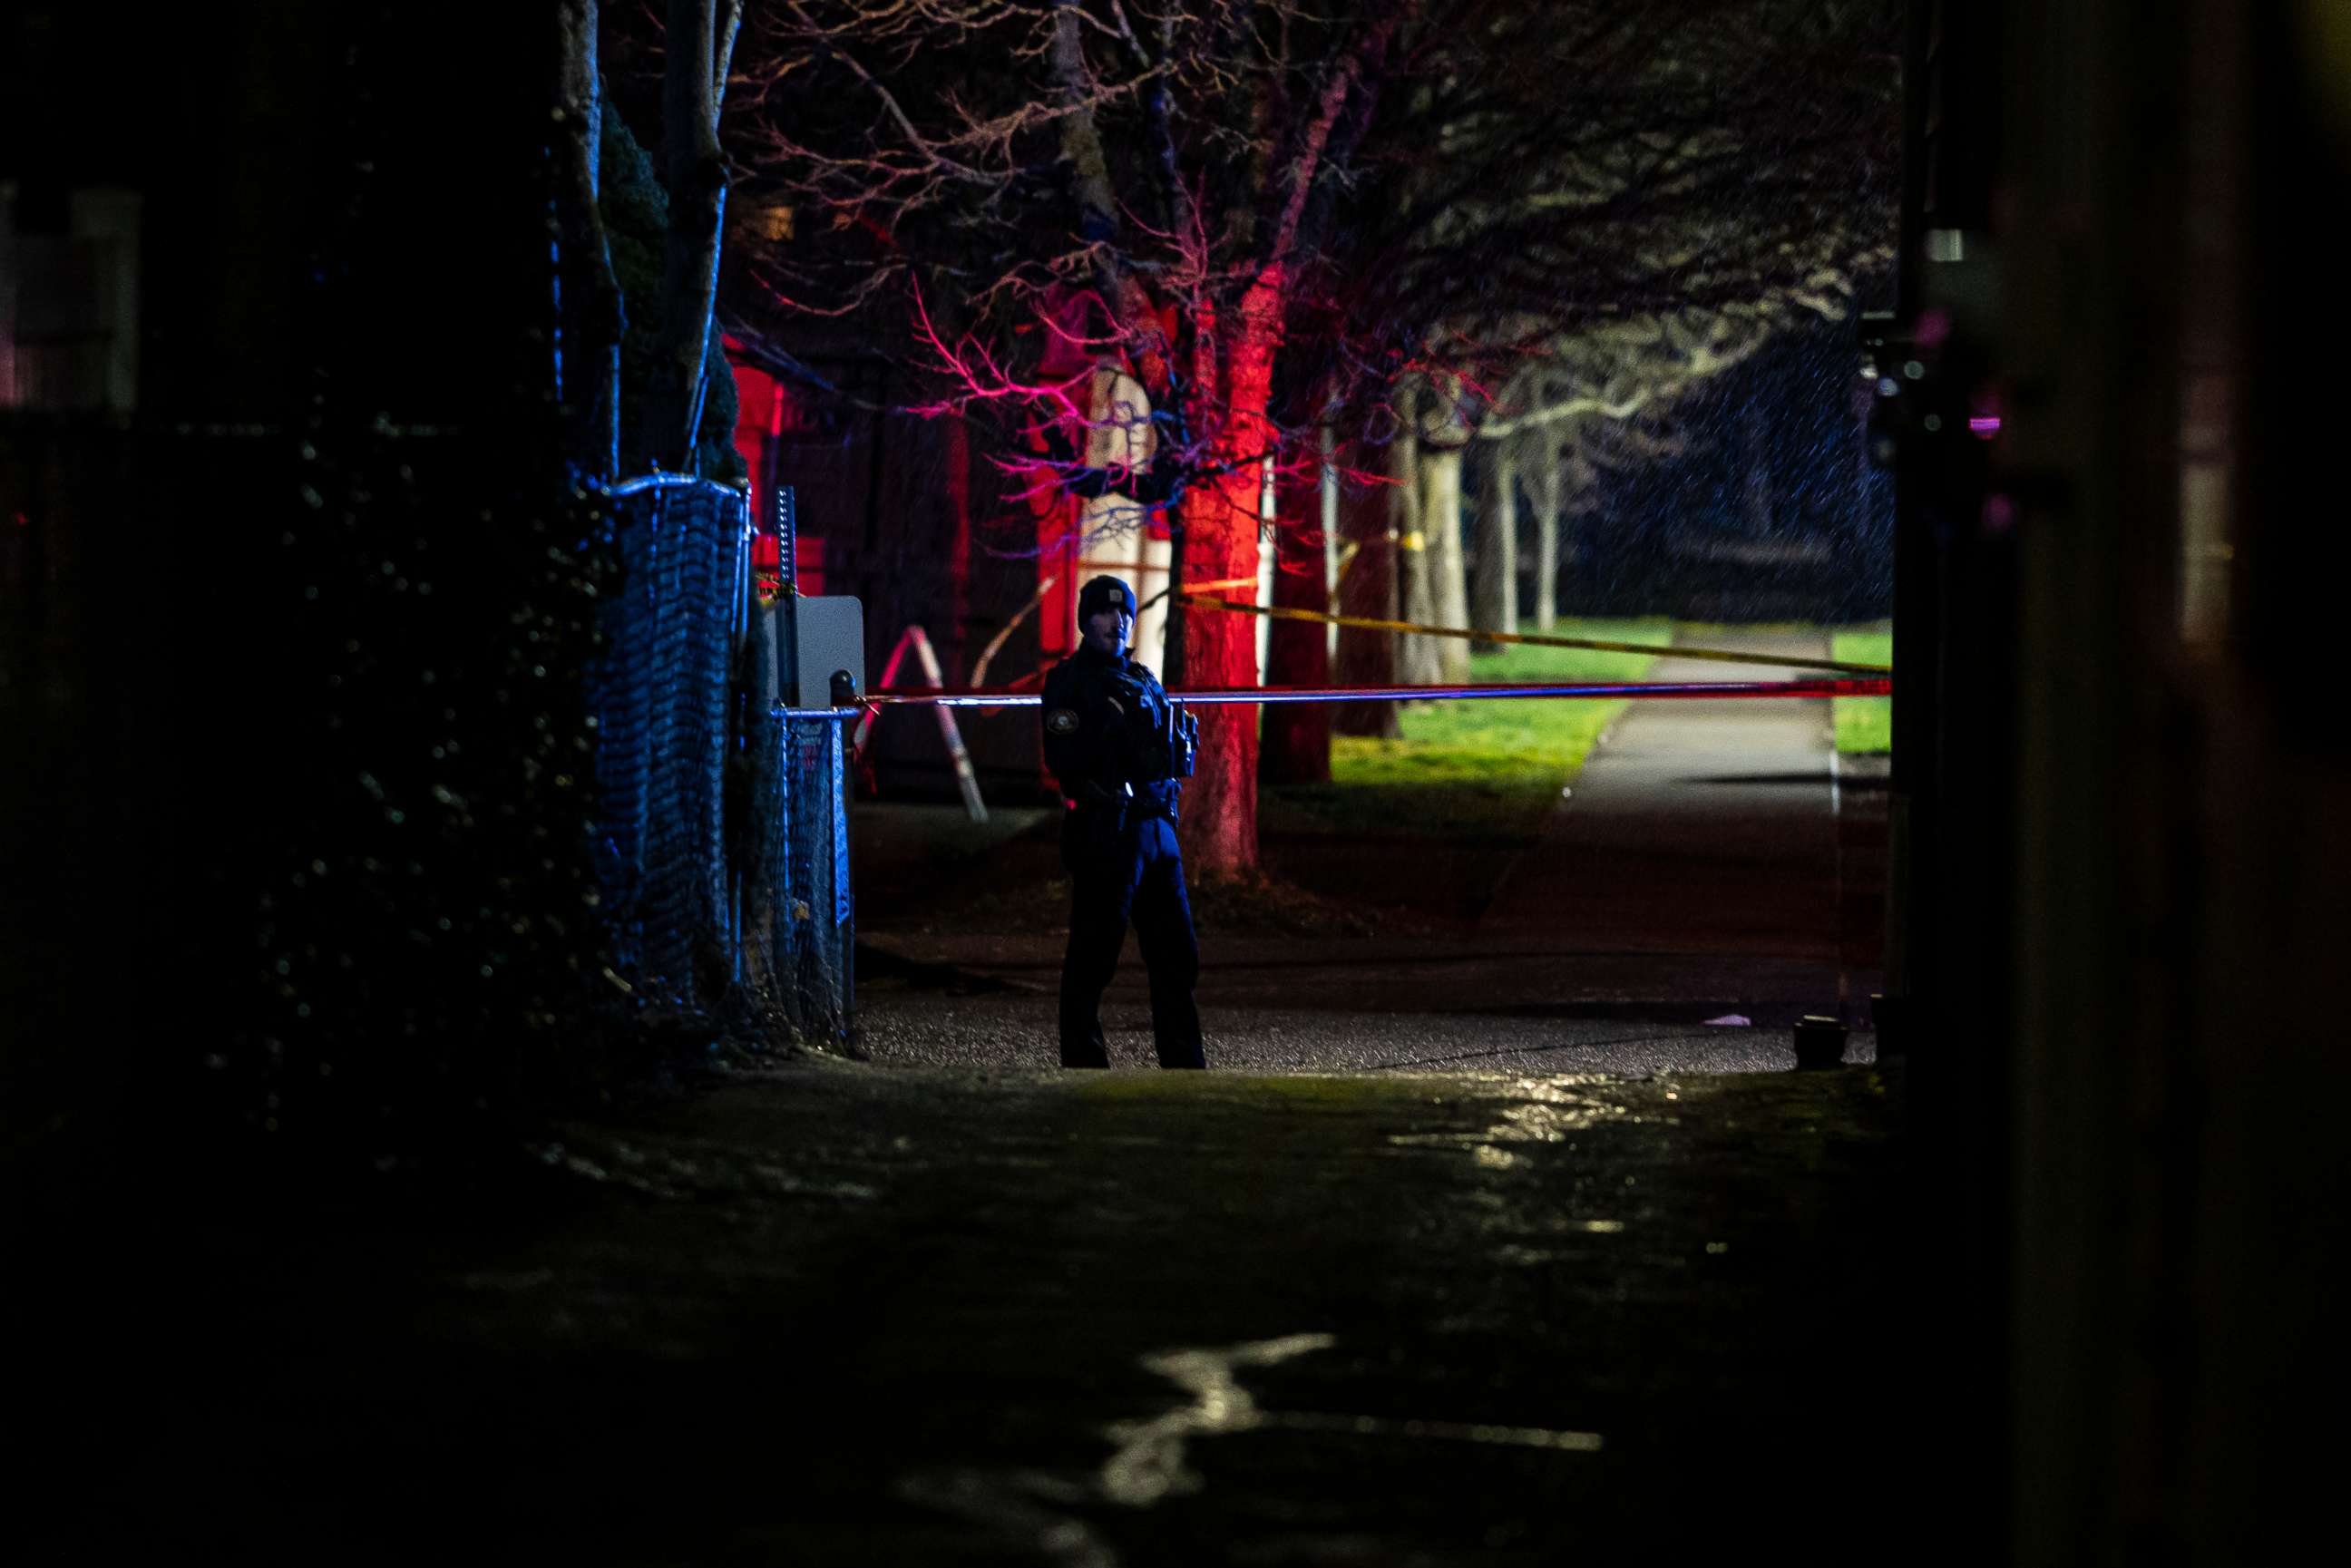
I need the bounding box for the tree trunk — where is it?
[553,1,623,481]
[1332,439,1399,737]
[652,0,733,472]
[1163,520,1187,686]
[1322,424,1341,670]
[1471,439,1517,651]
[1423,445,1471,683]
[1259,466,1330,784]
[1396,390,1442,687]
[1532,436,1562,631]
[1175,282,1281,877]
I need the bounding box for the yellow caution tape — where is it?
[1174,593,1893,675]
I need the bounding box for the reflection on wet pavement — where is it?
[909,1324,1606,1567]
[1388,1076,1644,1170]
[1103,1332,1339,1505]
[44,1057,1905,1563]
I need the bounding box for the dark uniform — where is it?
[1042,630,1205,1069]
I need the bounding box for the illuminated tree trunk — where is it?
[1471,439,1517,651]
[1396,388,1442,687]
[1422,444,1471,683]
[1176,281,1281,876]
[1532,437,1562,631]
[1259,464,1330,784]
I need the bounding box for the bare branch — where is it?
[1050,0,1126,305]
[714,0,743,112]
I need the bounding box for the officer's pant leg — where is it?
[1058,857,1136,1067]
[1131,820,1205,1069]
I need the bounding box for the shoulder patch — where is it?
[1045,707,1079,735]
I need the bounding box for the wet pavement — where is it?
[15,629,1912,1560]
[22,1056,1914,1563]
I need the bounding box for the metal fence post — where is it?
[829,669,859,1031]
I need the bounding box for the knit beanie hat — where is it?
[1078,574,1136,621]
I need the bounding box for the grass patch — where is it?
[1264,618,1673,842]
[1832,626,1893,755]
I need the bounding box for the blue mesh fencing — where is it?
[742,711,854,1048]
[590,478,747,1020]
[587,475,854,1049]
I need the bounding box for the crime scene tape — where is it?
[1174,591,1891,676]
[778,674,1889,718]
[1136,574,1260,614]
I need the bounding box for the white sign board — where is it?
[788,595,865,709]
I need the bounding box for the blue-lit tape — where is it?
[780,677,1889,717]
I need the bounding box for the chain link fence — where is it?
[742,711,855,1048]
[590,478,746,1021]
[588,476,854,1049]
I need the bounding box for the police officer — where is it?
[1041,575,1205,1069]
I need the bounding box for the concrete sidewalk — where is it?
[1477,628,1878,1018]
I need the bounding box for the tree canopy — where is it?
[726,0,1893,476]
[717,0,1898,868]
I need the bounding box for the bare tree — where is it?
[728,0,1418,872]
[1486,285,1889,629]
[722,0,1897,869]
[1461,290,1879,638]
[1316,0,1896,677]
